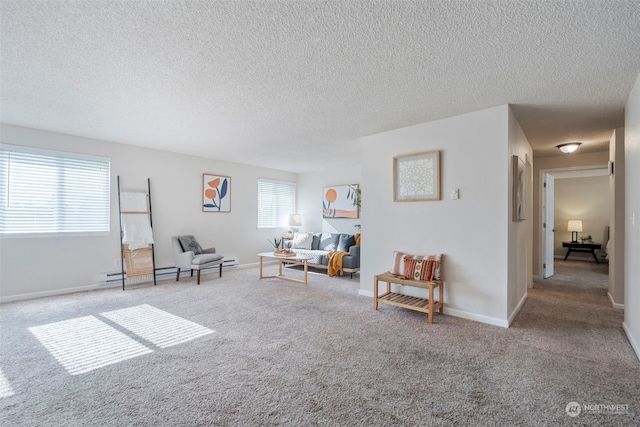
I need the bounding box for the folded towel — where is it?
[120,192,154,249]
[120,192,148,212]
[327,251,349,277]
[122,214,154,249]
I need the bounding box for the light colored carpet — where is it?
[541,258,610,288]
[0,261,638,426]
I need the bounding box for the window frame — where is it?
[0,144,111,238]
[257,178,297,229]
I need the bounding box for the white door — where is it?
[543,173,555,278]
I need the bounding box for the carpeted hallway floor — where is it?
[1,261,638,426]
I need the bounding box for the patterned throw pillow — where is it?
[403,257,437,281]
[292,232,313,249]
[319,233,340,251]
[390,251,410,276]
[178,235,203,255]
[390,251,442,280]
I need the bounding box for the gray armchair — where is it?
[172,235,224,285]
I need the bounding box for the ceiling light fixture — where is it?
[557,142,582,154]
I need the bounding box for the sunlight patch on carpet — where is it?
[0,367,14,398]
[100,304,214,348]
[29,316,153,375]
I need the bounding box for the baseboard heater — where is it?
[98,257,239,285]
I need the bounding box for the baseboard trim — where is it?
[358,289,374,298]
[0,282,121,304]
[237,261,264,269]
[1,262,257,304]
[607,292,624,309]
[444,307,509,328]
[507,293,528,326]
[622,321,640,361]
[359,289,509,328]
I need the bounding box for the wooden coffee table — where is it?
[258,252,312,284]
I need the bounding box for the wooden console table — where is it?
[562,242,602,263]
[374,272,444,323]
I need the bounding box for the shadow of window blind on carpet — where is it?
[29,316,153,375]
[100,304,214,348]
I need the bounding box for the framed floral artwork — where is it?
[393,150,440,201]
[203,174,230,212]
[323,184,359,218]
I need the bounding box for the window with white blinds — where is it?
[0,144,110,236]
[257,178,296,229]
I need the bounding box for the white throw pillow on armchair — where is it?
[292,232,313,249]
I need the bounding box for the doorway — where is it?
[540,166,609,286]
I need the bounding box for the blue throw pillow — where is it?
[319,233,340,251]
[338,234,356,252]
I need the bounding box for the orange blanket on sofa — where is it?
[327,251,349,277]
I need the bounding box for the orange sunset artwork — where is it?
[323,185,359,219]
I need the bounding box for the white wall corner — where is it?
[358,289,374,298]
[623,71,640,362]
[508,293,528,326]
[359,105,512,332]
[359,290,510,328]
[443,307,510,328]
[607,292,624,310]
[622,322,640,361]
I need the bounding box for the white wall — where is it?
[532,151,609,278]
[623,72,640,360]
[609,128,625,306]
[297,165,362,234]
[507,108,533,320]
[0,124,296,300]
[360,105,531,327]
[553,176,609,258]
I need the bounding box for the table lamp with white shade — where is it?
[288,214,302,233]
[568,220,583,243]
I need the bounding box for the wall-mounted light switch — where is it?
[451,188,459,200]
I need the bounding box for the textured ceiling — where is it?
[1,1,639,173]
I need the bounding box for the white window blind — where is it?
[0,144,110,236]
[257,178,296,228]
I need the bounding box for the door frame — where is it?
[538,164,608,280]
[542,172,555,279]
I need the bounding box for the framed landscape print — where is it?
[323,184,359,218]
[203,174,230,212]
[393,150,440,201]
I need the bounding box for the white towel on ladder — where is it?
[120,192,148,212]
[120,192,154,249]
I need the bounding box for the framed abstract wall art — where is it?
[393,150,440,201]
[512,156,525,221]
[323,184,359,218]
[203,174,230,212]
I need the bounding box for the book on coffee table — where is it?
[273,250,297,257]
